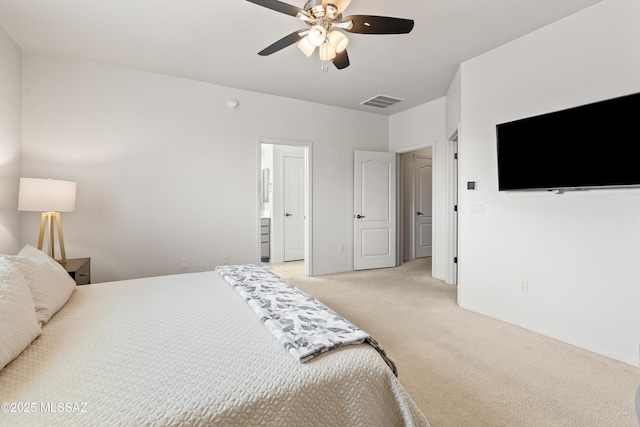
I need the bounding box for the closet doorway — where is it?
[259,140,312,276]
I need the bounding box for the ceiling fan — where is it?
[246,0,415,71]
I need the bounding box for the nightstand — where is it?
[60,258,91,285]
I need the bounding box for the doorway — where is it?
[399,147,433,263]
[259,140,312,276]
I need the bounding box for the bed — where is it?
[0,246,429,426]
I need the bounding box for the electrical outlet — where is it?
[470,203,485,214]
[181,257,189,269]
[338,244,344,253]
[520,280,529,293]
[223,255,229,265]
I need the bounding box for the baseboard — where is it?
[459,302,640,368]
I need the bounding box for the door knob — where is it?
[417,212,424,216]
[285,213,292,217]
[356,214,365,219]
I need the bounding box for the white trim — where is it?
[446,128,459,287]
[395,142,436,155]
[460,302,640,368]
[258,137,313,277]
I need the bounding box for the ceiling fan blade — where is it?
[343,15,415,35]
[258,31,305,56]
[332,49,350,69]
[246,0,302,17]
[322,0,352,14]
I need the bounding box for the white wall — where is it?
[458,0,640,366]
[20,54,388,282]
[446,67,461,139]
[0,26,21,254]
[390,99,447,280]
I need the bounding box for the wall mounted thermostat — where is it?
[467,181,477,190]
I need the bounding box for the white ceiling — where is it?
[0,0,603,115]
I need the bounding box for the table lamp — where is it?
[18,178,77,263]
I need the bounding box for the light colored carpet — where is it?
[270,258,640,427]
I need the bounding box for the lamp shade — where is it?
[329,31,349,53]
[298,36,316,57]
[18,178,76,212]
[308,25,327,47]
[319,42,336,61]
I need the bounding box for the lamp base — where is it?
[38,211,67,263]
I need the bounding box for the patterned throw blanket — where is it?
[215,264,397,376]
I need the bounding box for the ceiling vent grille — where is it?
[360,94,404,108]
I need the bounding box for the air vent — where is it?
[360,94,404,108]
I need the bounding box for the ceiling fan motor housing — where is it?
[303,1,340,25]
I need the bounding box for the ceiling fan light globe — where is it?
[308,25,327,47]
[319,42,336,61]
[329,31,349,53]
[298,36,316,57]
[336,38,348,53]
[332,0,352,14]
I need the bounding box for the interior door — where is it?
[415,156,433,258]
[284,155,305,261]
[354,150,396,270]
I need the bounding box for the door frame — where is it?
[258,137,313,276]
[447,128,459,286]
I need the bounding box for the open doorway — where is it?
[395,136,457,286]
[259,139,312,276]
[399,148,433,264]
[401,148,433,262]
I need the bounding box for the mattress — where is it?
[0,270,429,426]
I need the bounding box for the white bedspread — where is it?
[0,271,428,426]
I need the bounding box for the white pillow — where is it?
[0,256,41,370]
[14,245,76,325]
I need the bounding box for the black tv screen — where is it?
[496,92,640,191]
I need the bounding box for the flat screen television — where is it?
[496,91,640,191]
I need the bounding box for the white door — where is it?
[354,151,396,270]
[284,155,305,261]
[415,156,433,258]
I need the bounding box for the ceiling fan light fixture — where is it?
[328,30,349,53]
[249,0,414,71]
[298,36,316,57]
[319,42,336,61]
[308,25,327,47]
